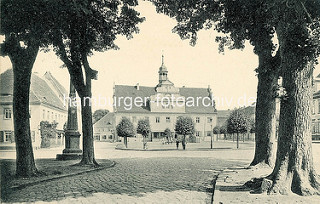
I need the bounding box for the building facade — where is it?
[113,56,217,141]
[312,74,320,140]
[93,112,115,142]
[0,69,68,148]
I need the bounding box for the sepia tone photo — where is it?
[1,0,320,203]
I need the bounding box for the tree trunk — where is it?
[250,51,278,167]
[267,17,320,195]
[236,133,239,149]
[79,95,97,165]
[10,41,39,177]
[124,136,128,148]
[78,59,97,165]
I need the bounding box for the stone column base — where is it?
[56,130,82,160]
[56,153,82,160]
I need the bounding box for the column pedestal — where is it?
[56,82,82,160]
[56,131,82,160]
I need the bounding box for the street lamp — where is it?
[211,124,213,149]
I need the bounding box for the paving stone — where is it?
[1,157,245,203]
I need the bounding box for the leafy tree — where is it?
[151,0,320,195]
[116,117,135,148]
[93,109,109,123]
[175,116,195,150]
[220,124,227,140]
[137,119,151,149]
[48,0,144,165]
[150,0,279,167]
[39,121,58,148]
[0,0,53,177]
[264,1,320,195]
[213,126,220,135]
[227,109,250,149]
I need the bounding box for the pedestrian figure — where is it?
[182,140,186,150]
[175,134,179,149]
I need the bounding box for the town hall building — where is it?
[113,56,217,141]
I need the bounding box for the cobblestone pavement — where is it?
[2,157,246,203]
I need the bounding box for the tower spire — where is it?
[161,50,164,65]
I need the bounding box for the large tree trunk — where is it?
[9,38,39,177]
[267,17,320,195]
[236,132,239,149]
[250,62,278,167]
[79,95,96,165]
[78,63,97,166]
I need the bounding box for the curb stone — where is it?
[212,166,246,204]
[8,160,116,191]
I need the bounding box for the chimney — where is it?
[135,83,140,90]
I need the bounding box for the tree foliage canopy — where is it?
[93,109,109,123]
[175,116,195,136]
[213,126,220,134]
[150,0,320,67]
[116,117,135,138]
[0,0,53,57]
[227,109,250,134]
[136,119,151,137]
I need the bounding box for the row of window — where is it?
[128,116,214,124]
[42,109,66,123]
[97,127,113,132]
[94,134,113,141]
[3,108,67,124]
[4,108,32,119]
[312,99,320,115]
[124,116,213,125]
[0,131,35,143]
[195,131,212,137]
[312,122,320,134]
[155,116,213,124]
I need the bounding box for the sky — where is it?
[1,1,319,111]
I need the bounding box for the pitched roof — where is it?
[0,69,67,111]
[93,113,115,128]
[217,110,231,118]
[44,72,68,99]
[114,85,216,114]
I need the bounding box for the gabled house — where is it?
[0,69,68,148]
[93,112,115,142]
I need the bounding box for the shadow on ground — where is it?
[218,185,251,192]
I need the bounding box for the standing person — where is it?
[175,134,179,149]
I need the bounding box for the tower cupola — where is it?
[158,55,168,83]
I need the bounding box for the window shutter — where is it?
[0,131,4,142]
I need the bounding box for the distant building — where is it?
[112,56,217,141]
[216,110,232,127]
[312,74,320,140]
[93,112,115,142]
[0,69,68,148]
